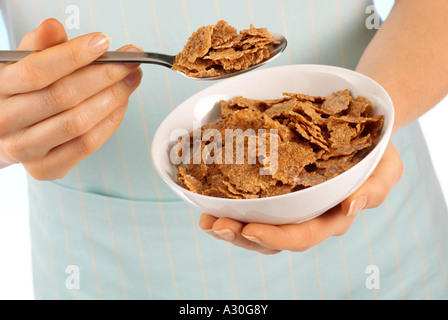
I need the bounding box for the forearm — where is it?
[356,0,448,133]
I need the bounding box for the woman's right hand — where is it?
[0,19,143,180]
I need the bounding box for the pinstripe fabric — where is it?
[3,0,448,300]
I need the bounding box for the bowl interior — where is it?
[152,64,394,198]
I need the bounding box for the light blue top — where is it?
[2,0,448,300]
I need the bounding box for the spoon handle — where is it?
[0,50,176,68]
[96,51,176,67]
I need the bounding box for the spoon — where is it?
[0,32,287,81]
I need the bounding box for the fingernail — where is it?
[89,33,110,54]
[242,234,262,245]
[214,229,235,241]
[124,69,142,87]
[347,196,368,217]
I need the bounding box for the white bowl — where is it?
[151,64,394,225]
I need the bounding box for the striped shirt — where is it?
[2,0,448,300]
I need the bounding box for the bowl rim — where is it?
[151,64,394,203]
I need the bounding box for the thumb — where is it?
[17,18,68,51]
[341,142,403,217]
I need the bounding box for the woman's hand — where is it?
[0,19,143,180]
[199,142,403,255]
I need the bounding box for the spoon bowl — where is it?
[177,32,288,80]
[0,32,287,81]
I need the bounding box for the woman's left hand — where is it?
[199,142,403,255]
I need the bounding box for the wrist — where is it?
[355,66,407,134]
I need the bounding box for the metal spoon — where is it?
[0,32,287,81]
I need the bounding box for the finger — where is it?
[15,27,38,51]
[198,214,226,240]
[16,19,68,51]
[16,18,68,51]
[25,100,130,181]
[241,205,356,252]
[199,213,218,233]
[200,214,281,254]
[12,68,143,160]
[0,19,67,97]
[0,44,142,137]
[341,142,403,217]
[1,32,111,95]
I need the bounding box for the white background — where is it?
[0,1,447,300]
